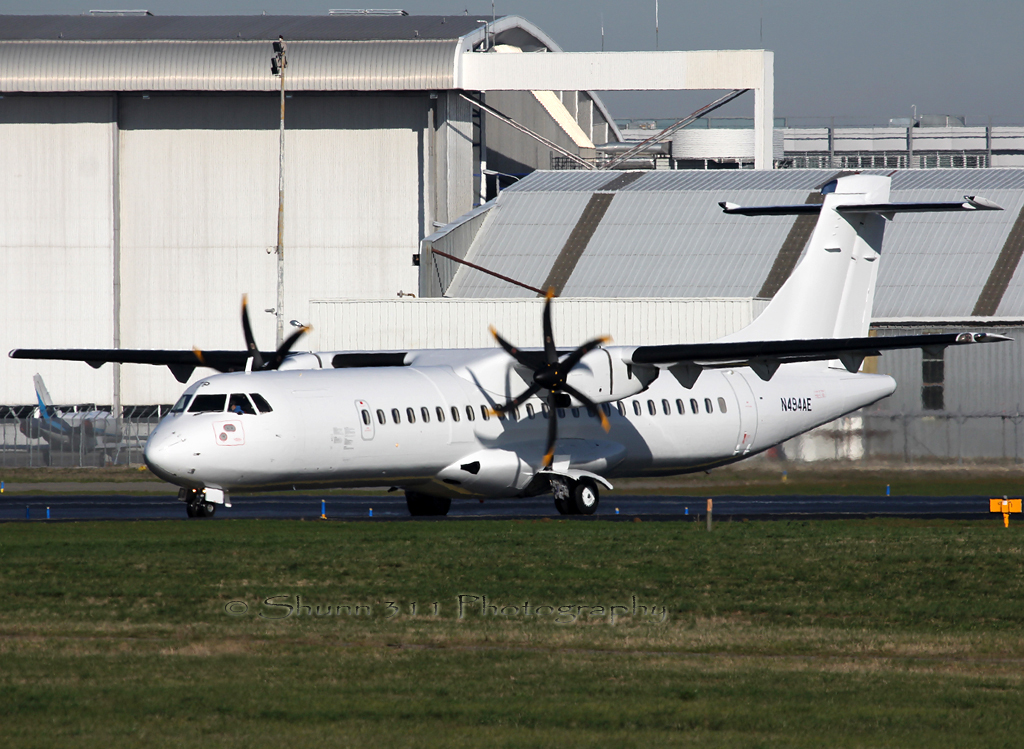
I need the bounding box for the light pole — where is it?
[271,36,287,347]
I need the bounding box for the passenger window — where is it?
[451,406,461,422]
[705,398,713,414]
[228,393,256,415]
[436,406,446,423]
[617,402,626,417]
[376,409,386,425]
[421,407,430,423]
[466,405,475,421]
[571,407,580,418]
[392,408,401,424]
[171,394,191,413]
[406,407,416,424]
[480,405,490,421]
[513,406,521,421]
[676,398,685,415]
[718,397,728,413]
[586,406,596,417]
[632,400,641,416]
[662,399,670,415]
[360,409,370,426]
[557,408,566,418]
[541,403,550,419]
[526,403,535,418]
[647,400,656,416]
[690,398,699,414]
[250,393,273,413]
[188,394,226,413]
[601,403,611,416]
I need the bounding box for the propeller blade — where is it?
[542,390,559,469]
[191,347,207,366]
[489,326,537,369]
[560,335,612,372]
[487,382,542,417]
[561,383,611,433]
[266,325,310,370]
[241,295,265,370]
[542,287,558,364]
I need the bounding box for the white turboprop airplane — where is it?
[11,174,1009,518]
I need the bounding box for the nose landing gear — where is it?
[179,488,217,518]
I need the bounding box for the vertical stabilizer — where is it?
[33,374,54,409]
[722,174,891,342]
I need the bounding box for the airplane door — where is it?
[723,371,757,454]
[355,400,375,440]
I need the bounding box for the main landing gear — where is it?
[179,488,217,518]
[405,491,452,517]
[551,476,600,516]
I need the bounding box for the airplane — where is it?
[10,174,1009,518]
[18,373,120,458]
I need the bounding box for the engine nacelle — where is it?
[564,348,658,405]
[435,448,535,498]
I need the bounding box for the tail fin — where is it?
[723,174,890,341]
[33,373,54,415]
[720,175,1002,342]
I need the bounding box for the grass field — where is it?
[2,517,1023,747]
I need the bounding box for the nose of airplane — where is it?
[144,421,189,483]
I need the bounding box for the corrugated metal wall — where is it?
[1,95,116,405]
[307,297,769,350]
[117,93,428,404]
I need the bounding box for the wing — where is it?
[7,349,270,383]
[628,332,1011,382]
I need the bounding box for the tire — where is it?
[194,502,216,518]
[405,492,452,517]
[185,502,197,518]
[554,493,573,515]
[570,478,600,516]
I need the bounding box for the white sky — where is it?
[4,0,1023,125]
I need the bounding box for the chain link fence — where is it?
[0,406,166,468]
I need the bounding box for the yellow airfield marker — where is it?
[989,497,1022,527]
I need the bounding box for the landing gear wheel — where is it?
[554,493,573,515]
[198,502,217,518]
[405,492,452,517]
[570,478,599,516]
[185,502,197,518]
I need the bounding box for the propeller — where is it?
[488,288,611,469]
[193,295,310,372]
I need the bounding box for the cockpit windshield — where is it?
[228,393,256,415]
[188,394,227,413]
[170,393,191,414]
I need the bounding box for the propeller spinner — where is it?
[488,288,611,468]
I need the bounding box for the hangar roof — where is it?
[431,168,1024,321]
[0,14,484,42]
[0,13,562,92]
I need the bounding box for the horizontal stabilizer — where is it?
[719,195,1002,216]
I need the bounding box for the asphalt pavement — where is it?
[0,492,998,521]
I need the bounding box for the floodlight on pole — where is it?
[270,36,287,347]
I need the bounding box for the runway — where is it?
[0,492,997,521]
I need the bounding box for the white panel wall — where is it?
[0,97,115,405]
[117,94,427,404]
[306,297,768,351]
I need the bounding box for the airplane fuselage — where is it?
[144,354,895,500]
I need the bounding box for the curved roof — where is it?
[0,14,553,93]
[440,168,1024,320]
